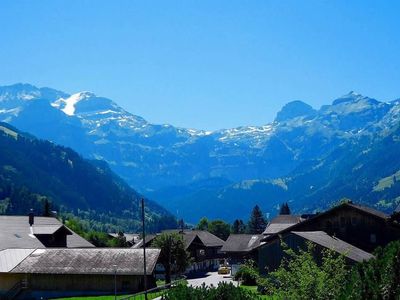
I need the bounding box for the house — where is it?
[264,202,400,253]
[220,234,263,263]
[0,248,160,299]
[255,202,400,274]
[0,215,94,250]
[258,230,374,274]
[134,230,225,272]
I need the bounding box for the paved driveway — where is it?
[187,271,236,287]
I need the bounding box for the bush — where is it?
[233,260,259,285]
[264,242,348,299]
[161,282,260,300]
[342,240,400,299]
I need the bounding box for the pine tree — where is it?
[232,219,246,234]
[43,198,51,217]
[279,202,291,215]
[247,205,267,234]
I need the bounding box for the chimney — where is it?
[29,210,34,226]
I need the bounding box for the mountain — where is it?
[0,84,399,222]
[0,122,176,232]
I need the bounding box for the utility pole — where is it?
[141,198,148,300]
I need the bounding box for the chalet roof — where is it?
[133,230,224,250]
[0,216,94,250]
[260,202,389,243]
[220,234,263,253]
[263,215,303,235]
[0,249,35,272]
[3,248,160,275]
[131,234,156,249]
[32,225,72,235]
[346,203,388,219]
[291,231,374,262]
[190,230,225,248]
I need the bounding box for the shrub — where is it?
[264,242,348,299]
[233,260,259,285]
[341,240,400,299]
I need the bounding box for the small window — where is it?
[351,217,358,225]
[370,234,377,243]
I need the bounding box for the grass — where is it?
[53,291,163,300]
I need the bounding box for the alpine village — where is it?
[0,84,399,300]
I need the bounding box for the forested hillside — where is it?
[0,123,176,232]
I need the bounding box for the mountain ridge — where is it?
[1,83,399,222]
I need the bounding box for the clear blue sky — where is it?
[0,1,399,130]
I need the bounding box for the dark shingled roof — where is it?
[133,230,224,250]
[263,215,303,235]
[0,216,94,250]
[220,234,263,253]
[7,248,160,275]
[291,231,374,262]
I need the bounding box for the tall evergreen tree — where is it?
[279,202,291,215]
[43,198,51,217]
[232,219,246,234]
[247,205,267,234]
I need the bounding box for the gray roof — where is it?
[346,203,388,219]
[220,234,263,253]
[292,231,374,262]
[263,215,303,235]
[5,248,160,275]
[32,225,71,235]
[132,234,156,249]
[0,249,35,272]
[133,230,224,250]
[0,216,94,250]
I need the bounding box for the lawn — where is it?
[53,291,163,300]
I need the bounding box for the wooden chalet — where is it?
[256,202,400,274]
[134,230,225,272]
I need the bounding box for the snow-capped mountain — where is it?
[1,83,399,221]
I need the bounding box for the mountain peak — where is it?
[275,100,315,122]
[332,91,368,106]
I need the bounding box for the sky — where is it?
[0,1,399,130]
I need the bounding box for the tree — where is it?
[196,217,209,230]
[232,219,246,234]
[279,203,291,215]
[42,198,51,217]
[208,220,231,240]
[247,205,267,234]
[152,232,191,284]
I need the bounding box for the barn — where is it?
[0,248,160,299]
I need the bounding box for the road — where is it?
[187,271,236,288]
